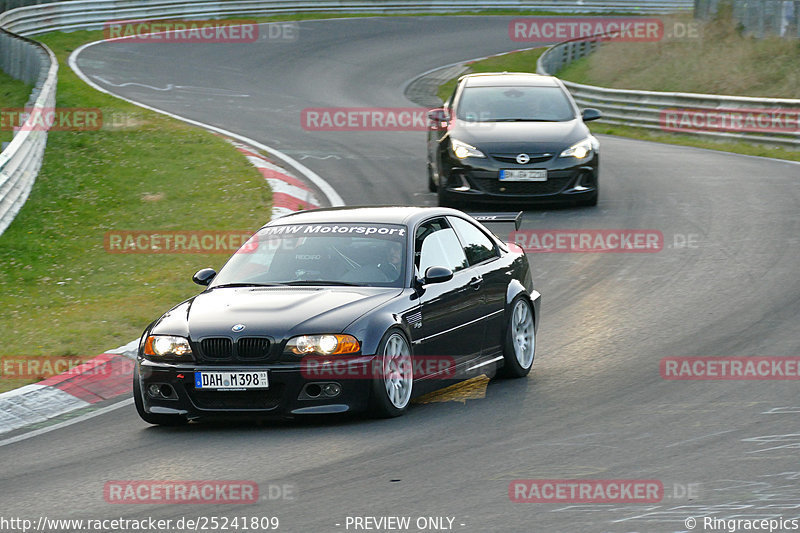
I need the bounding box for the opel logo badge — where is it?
[232,324,246,332]
[516,153,530,164]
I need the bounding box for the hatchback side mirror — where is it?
[582,108,602,122]
[427,108,449,123]
[192,268,217,286]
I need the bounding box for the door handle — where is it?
[468,276,483,290]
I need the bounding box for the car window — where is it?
[448,216,498,265]
[416,219,468,275]
[210,223,407,287]
[456,85,576,122]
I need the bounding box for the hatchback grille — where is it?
[474,175,572,195]
[490,153,553,164]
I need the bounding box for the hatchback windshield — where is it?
[456,85,576,122]
[210,223,407,288]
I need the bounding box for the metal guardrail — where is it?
[695,0,799,39]
[537,34,800,147]
[1,0,694,36]
[0,28,57,235]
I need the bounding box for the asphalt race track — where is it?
[2,16,799,533]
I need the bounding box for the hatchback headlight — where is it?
[560,137,597,159]
[451,139,486,159]
[285,334,360,356]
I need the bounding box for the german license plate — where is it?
[194,371,269,390]
[500,169,547,181]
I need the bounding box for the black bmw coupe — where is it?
[134,206,540,425]
[427,72,601,207]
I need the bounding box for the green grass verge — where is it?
[0,69,33,146]
[0,30,271,392]
[556,12,800,98]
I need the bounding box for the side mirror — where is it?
[192,268,216,286]
[582,108,602,122]
[424,266,453,284]
[427,108,449,123]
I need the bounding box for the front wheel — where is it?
[369,330,413,418]
[133,371,188,426]
[497,297,536,378]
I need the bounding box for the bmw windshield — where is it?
[210,222,408,288]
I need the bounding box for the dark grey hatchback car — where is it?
[427,72,601,207]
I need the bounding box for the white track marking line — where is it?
[0,398,134,448]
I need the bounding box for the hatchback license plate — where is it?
[194,371,269,390]
[500,169,547,181]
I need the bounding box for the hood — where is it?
[150,286,402,342]
[452,119,588,153]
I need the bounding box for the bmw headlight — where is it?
[285,334,360,356]
[451,139,486,159]
[560,137,597,159]
[143,335,193,361]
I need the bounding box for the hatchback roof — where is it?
[461,72,560,88]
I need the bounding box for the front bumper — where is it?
[439,153,598,205]
[136,356,377,420]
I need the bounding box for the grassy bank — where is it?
[557,12,800,98]
[0,30,271,392]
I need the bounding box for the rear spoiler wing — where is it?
[468,212,523,232]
